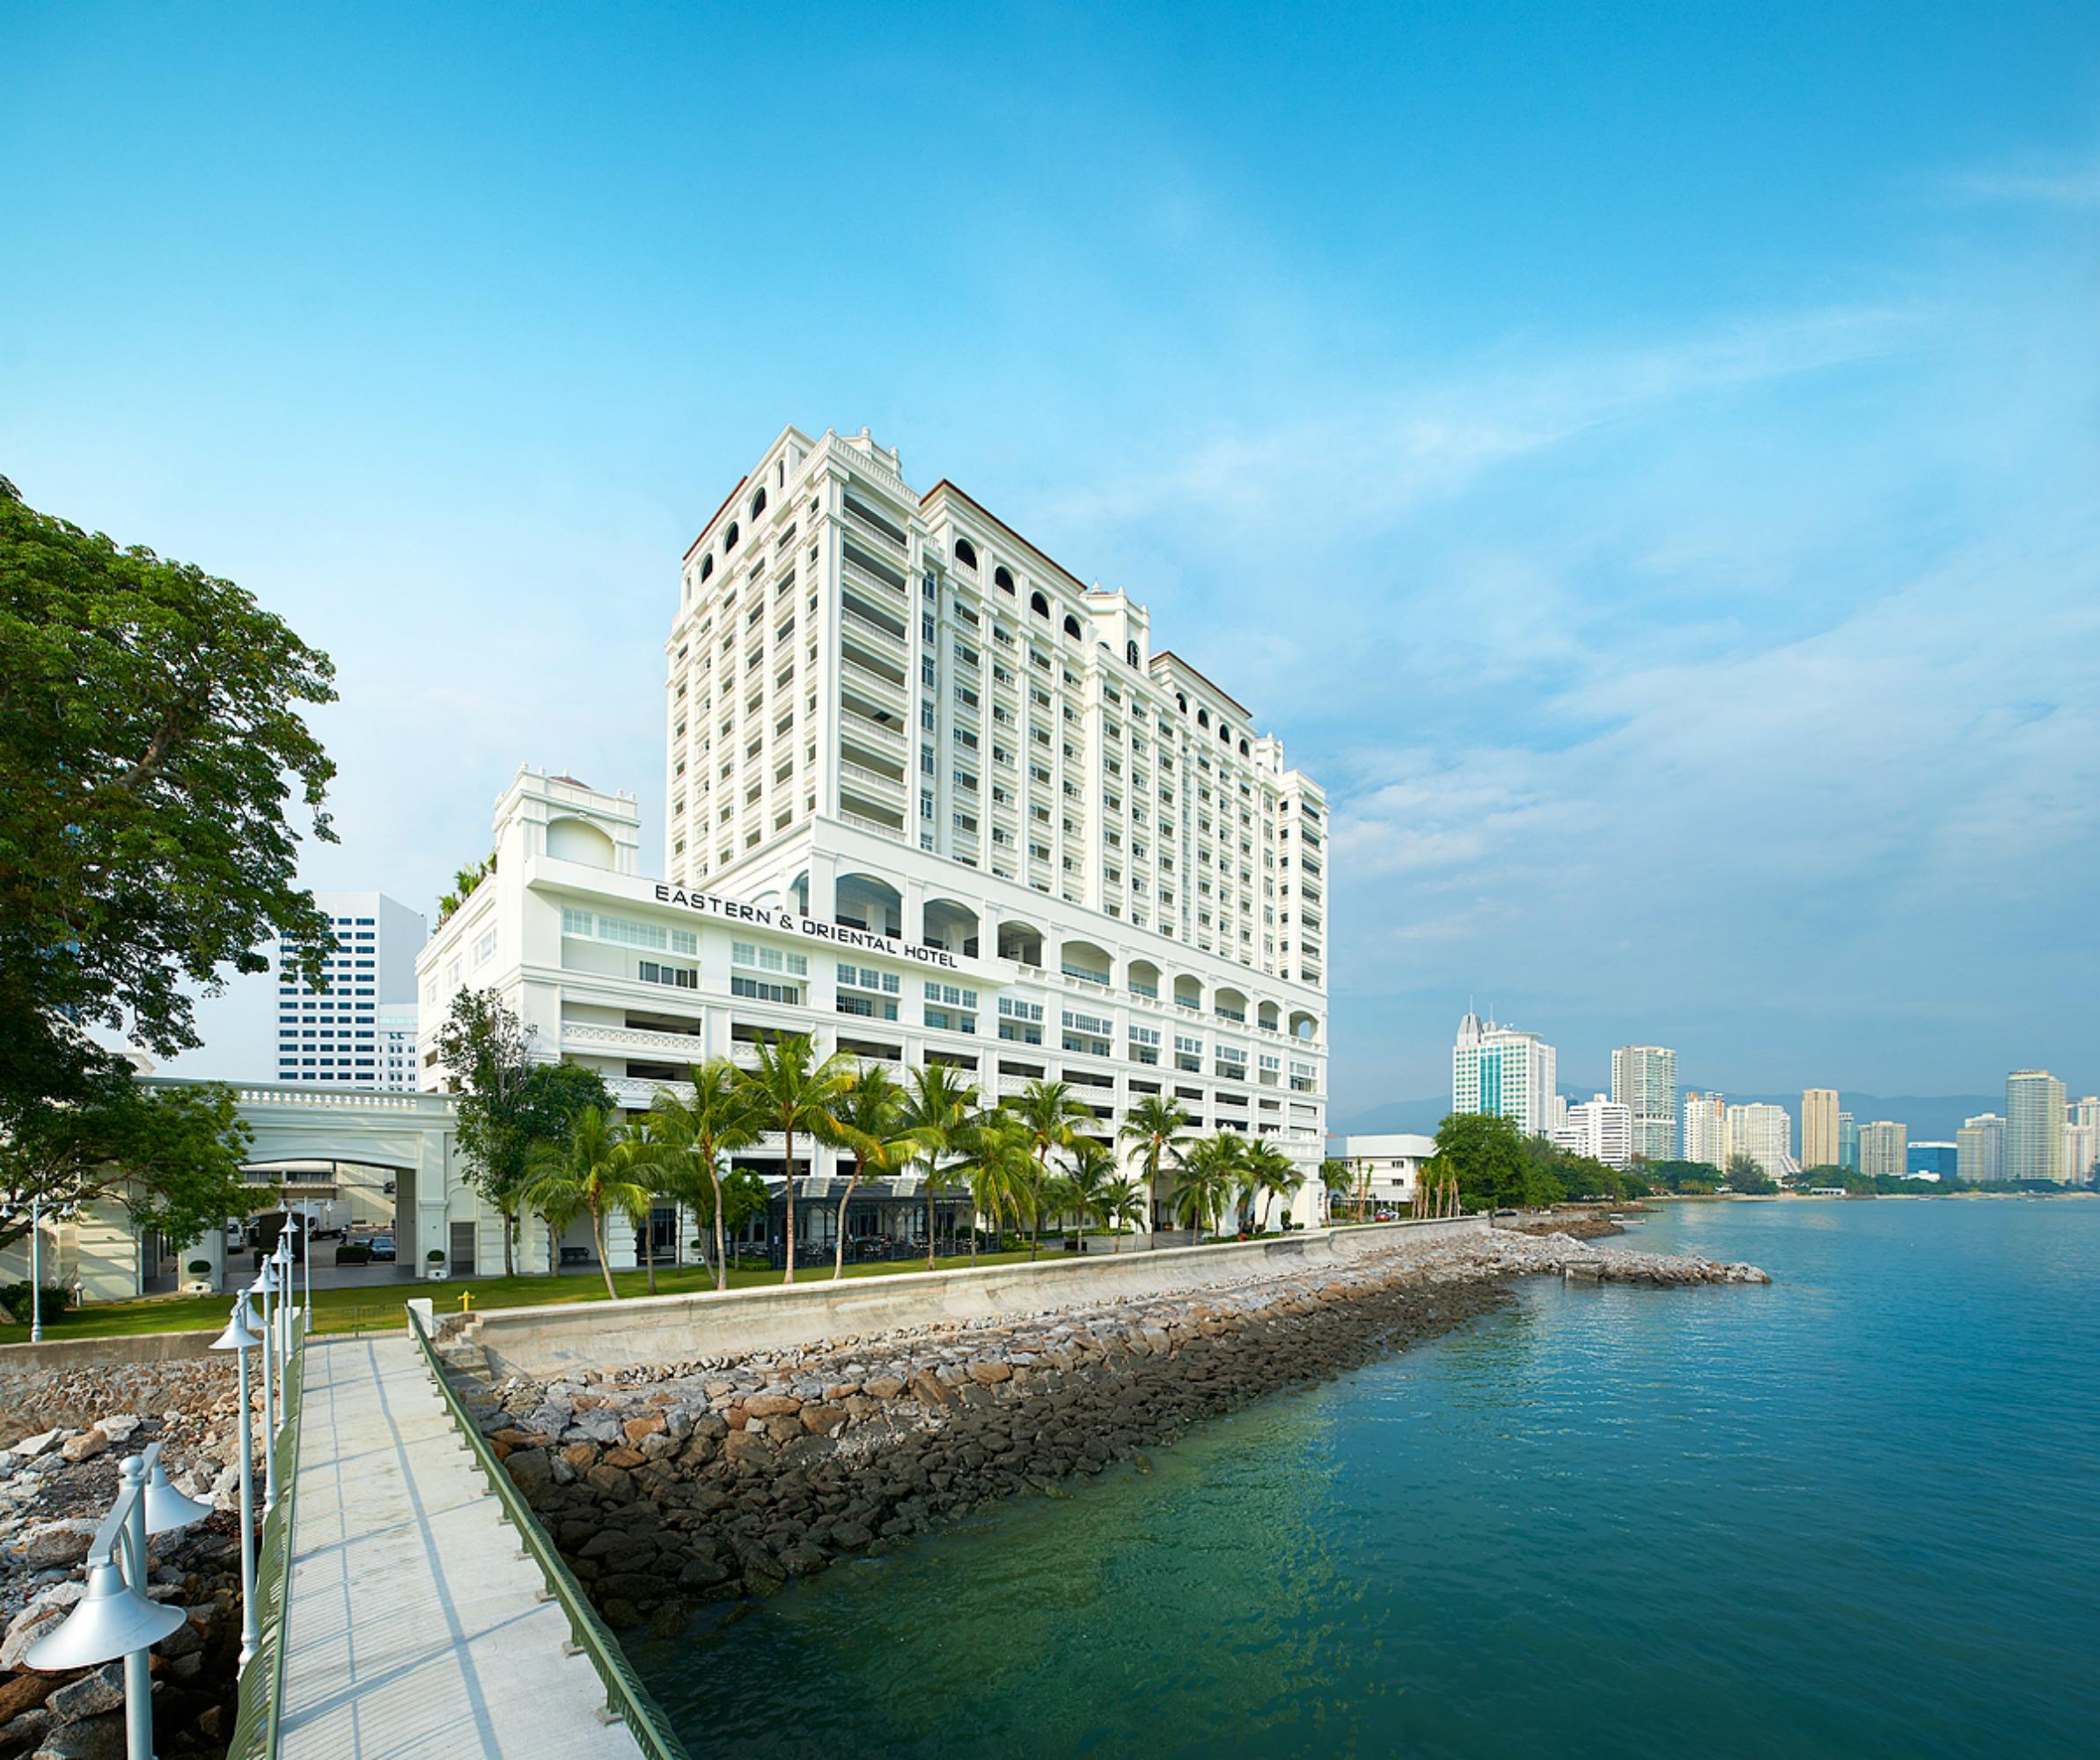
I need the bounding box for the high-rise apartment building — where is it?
[1682,1090,1727,1168]
[1725,1102,1795,1179]
[1956,1112,2005,1185]
[2005,1070,2067,1183]
[1838,1111,1860,1170]
[1801,1088,1840,1170]
[1611,1045,1678,1162]
[275,891,427,1089]
[1860,1119,1907,1181]
[1453,1013,1558,1138]
[1553,1094,1634,1168]
[2064,1096,2100,1186]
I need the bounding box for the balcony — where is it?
[562,1022,708,1060]
[840,810,907,841]
[840,708,907,754]
[841,606,907,651]
[839,759,906,796]
[840,655,906,700]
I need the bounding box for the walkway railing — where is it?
[226,1330,307,1760]
[405,1306,690,1760]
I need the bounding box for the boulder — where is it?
[966,1360,1012,1385]
[744,1394,801,1419]
[5,1520,99,1570]
[503,1449,553,1495]
[58,1431,108,1465]
[863,1376,905,1400]
[620,1414,665,1444]
[47,1664,124,1722]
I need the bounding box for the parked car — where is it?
[368,1235,397,1262]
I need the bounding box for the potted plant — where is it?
[425,1249,448,1281]
[183,1257,216,1294]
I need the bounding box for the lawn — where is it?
[0,1248,1047,1345]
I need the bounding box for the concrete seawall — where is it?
[457,1216,1491,1378]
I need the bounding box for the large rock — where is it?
[46,1664,123,1722]
[5,1520,99,1570]
[58,1432,107,1465]
[744,1393,800,1419]
[503,1449,553,1495]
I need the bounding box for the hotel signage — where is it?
[651,884,962,971]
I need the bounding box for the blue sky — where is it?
[6,1,2096,1116]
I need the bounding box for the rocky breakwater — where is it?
[439,1229,1769,1633]
[0,1360,255,1759]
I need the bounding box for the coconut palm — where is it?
[1102,1175,1146,1250]
[826,1064,923,1280]
[1169,1134,1237,1243]
[1007,1079,1096,1259]
[737,1033,852,1283]
[1245,1139,1303,1232]
[1119,1095,1191,1239]
[1056,1137,1119,1249]
[961,1111,1035,1264]
[1319,1156,1355,1223]
[647,1060,760,1289]
[613,1116,672,1294]
[523,1106,650,1301]
[899,1062,980,1269]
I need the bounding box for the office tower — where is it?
[2005,1070,2067,1183]
[1553,1094,1634,1169]
[1682,1090,1727,1167]
[1839,1111,1861,1170]
[1956,1112,2005,1185]
[1724,1102,1794,1179]
[1612,1045,1678,1161]
[1453,1012,1558,1137]
[1860,1119,1907,1181]
[2065,1096,2100,1185]
[1801,1087,1840,1170]
[276,891,427,1088]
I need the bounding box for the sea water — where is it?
[633,1199,2099,1757]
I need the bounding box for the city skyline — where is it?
[8,4,2095,1116]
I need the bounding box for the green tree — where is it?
[1119,1096,1190,1236]
[961,1111,1035,1262]
[1008,1079,1095,1259]
[523,1107,649,1301]
[0,1071,254,1259]
[1319,1156,1355,1223]
[826,1064,923,1280]
[1054,1137,1120,1247]
[611,1117,672,1294]
[1429,1111,1532,1211]
[646,1060,760,1288]
[0,476,336,1141]
[899,1063,980,1269]
[736,1034,851,1283]
[1245,1139,1304,1231]
[1102,1175,1146,1250]
[1724,1152,1779,1195]
[1169,1134,1235,1242]
[437,989,614,1276]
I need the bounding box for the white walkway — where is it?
[278,1334,644,1760]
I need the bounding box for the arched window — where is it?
[1030,590,1050,618]
[1062,614,1082,639]
[994,565,1016,595]
[1126,639,1139,668]
[724,521,740,552]
[955,539,979,568]
[700,554,714,582]
[749,487,767,519]
[1238,738,1250,757]
[1176,693,1187,714]
[1197,708,1210,729]
[1219,722,1231,743]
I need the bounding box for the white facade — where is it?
[275,891,426,1089]
[1610,1045,1677,1162]
[1336,1133,1435,1208]
[1682,1090,1727,1168]
[1452,1012,1557,1138]
[2065,1096,2100,1185]
[1553,1094,1634,1169]
[2006,1070,2067,1183]
[1860,1119,1907,1181]
[1724,1102,1795,1179]
[1956,1111,2005,1185]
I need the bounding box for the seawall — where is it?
[454,1216,1492,1378]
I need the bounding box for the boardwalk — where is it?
[278,1334,644,1760]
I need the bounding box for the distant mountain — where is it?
[1332,1091,2011,1145]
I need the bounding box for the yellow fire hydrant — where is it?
[458,1287,476,1315]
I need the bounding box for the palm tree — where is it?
[1119,1095,1191,1241]
[736,1033,852,1283]
[647,1060,760,1290]
[1102,1175,1146,1250]
[613,1117,672,1294]
[1058,1137,1119,1250]
[826,1065,922,1280]
[1008,1079,1096,1259]
[961,1111,1035,1264]
[1245,1139,1303,1232]
[1319,1157,1354,1225]
[899,1063,980,1269]
[1209,1132,1256,1234]
[523,1107,650,1301]
[1170,1134,1233,1243]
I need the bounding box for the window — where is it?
[836,963,901,994]
[749,487,767,519]
[954,538,978,568]
[1062,614,1081,639]
[473,928,496,964]
[732,941,808,976]
[1030,590,1049,618]
[1126,639,1139,667]
[725,520,739,551]
[731,973,800,1004]
[701,554,714,582]
[994,565,1016,594]
[638,961,697,989]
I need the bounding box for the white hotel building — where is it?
[418,427,1330,1265]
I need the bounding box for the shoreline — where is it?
[443,1230,1767,1632]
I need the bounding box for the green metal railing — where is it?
[407,1307,690,1760]
[227,1331,307,1760]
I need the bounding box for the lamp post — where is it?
[209,1300,265,1667]
[249,1271,278,1514]
[28,1194,41,1344]
[26,1441,204,1760]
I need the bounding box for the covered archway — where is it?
[1289,1009,1320,1042]
[835,872,903,938]
[1127,957,1163,1001]
[1257,1001,1281,1031]
[996,919,1045,966]
[1213,985,1249,1023]
[922,897,981,957]
[1174,974,1203,1011]
[1058,937,1113,986]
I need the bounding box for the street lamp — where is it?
[209,1299,265,1667]
[26,1443,203,1760]
[247,1271,279,1514]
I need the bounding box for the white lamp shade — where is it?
[22,1559,185,1669]
[209,1308,263,1352]
[143,1460,214,1535]
[253,1264,279,1295]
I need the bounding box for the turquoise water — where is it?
[635,1201,2100,1757]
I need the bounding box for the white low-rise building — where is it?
[1334,1133,1435,1212]
[1552,1094,1634,1169]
